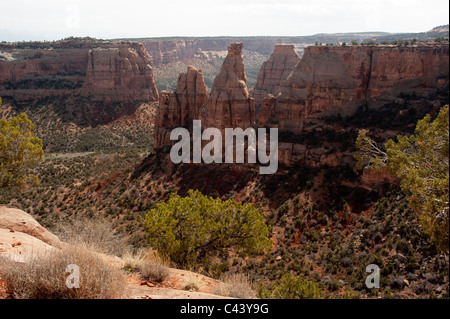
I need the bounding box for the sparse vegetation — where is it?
[259,273,323,299]
[1,33,449,300]
[0,245,126,299]
[183,277,202,291]
[0,99,44,188]
[356,106,449,253]
[213,273,256,299]
[51,214,129,257]
[144,190,272,271]
[122,247,170,282]
[139,260,170,283]
[152,49,266,91]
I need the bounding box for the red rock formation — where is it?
[252,45,300,107]
[154,66,207,148]
[0,39,159,124]
[144,40,201,66]
[259,44,449,135]
[0,50,86,84]
[81,44,159,104]
[143,38,283,66]
[154,43,257,151]
[257,94,276,127]
[257,43,449,166]
[153,42,448,170]
[201,43,255,132]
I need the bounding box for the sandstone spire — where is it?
[201,43,255,132]
[154,65,207,148]
[252,45,300,108]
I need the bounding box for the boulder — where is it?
[0,206,62,248]
[0,228,56,263]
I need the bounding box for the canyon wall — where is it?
[142,38,292,65]
[258,44,449,135]
[257,43,449,171]
[154,66,207,148]
[81,44,158,103]
[154,43,256,149]
[200,43,255,132]
[137,29,450,66]
[0,38,158,124]
[154,42,449,172]
[252,45,300,109]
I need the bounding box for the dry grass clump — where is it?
[122,248,170,283]
[140,260,170,283]
[213,273,256,299]
[51,215,128,257]
[0,245,126,299]
[183,276,202,291]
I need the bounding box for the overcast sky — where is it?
[1,0,448,41]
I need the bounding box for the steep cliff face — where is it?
[140,32,450,66]
[142,38,288,66]
[367,45,449,98]
[154,43,256,149]
[154,66,207,148]
[153,42,448,173]
[144,40,204,66]
[0,49,87,84]
[81,44,158,104]
[0,38,159,125]
[259,44,449,135]
[201,43,255,132]
[252,45,300,108]
[257,94,276,127]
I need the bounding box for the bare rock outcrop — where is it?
[257,43,449,166]
[153,42,257,155]
[252,45,300,108]
[81,44,158,104]
[154,66,207,148]
[0,206,125,269]
[0,206,62,263]
[0,206,62,248]
[259,44,449,135]
[143,38,281,66]
[257,94,276,127]
[0,206,233,300]
[201,43,255,132]
[0,228,57,263]
[152,42,448,173]
[0,38,159,125]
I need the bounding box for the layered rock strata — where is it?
[155,43,257,150]
[0,38,158,124]
[200,43,255,132]
[258,43,449,166]
[81,44,159,104]
[258,44,449,135]
[154,66,207,148]
[252,45,300,108]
